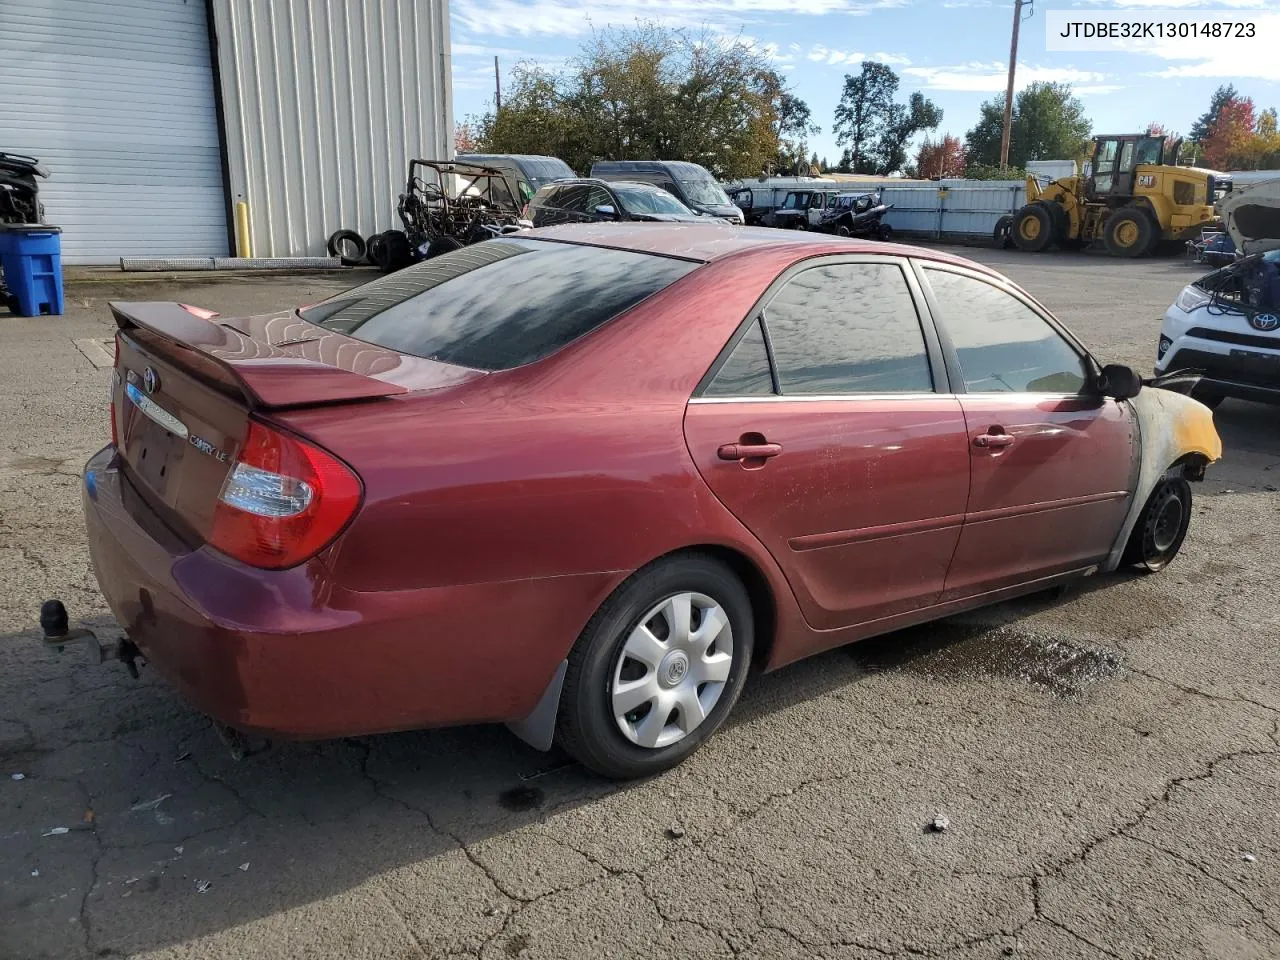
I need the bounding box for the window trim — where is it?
[910,259,1102,397]
[692,253,951,400]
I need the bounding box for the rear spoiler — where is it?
[109,301,408,409]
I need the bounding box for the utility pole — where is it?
[999,0,1030,171]
[494,56,502,112]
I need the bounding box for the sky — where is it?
[448,0,1279,169]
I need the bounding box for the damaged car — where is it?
[1158,178,1280,407]
[52,225,1220,780]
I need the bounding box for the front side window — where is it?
[300,239,697,371]
[554,185,590,213]
[923,268,1089,394]
[762,262,934,395]
[582,186,613,214]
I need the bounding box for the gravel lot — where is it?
[1,246,1277,960]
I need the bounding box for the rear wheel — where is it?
[556,555,754,780]
[1012,203,1053,252]
[1104,207,1156,258]
[876,222,894,242]
[1122,472,1193,572]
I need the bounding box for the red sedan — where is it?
[77,225,1221,778]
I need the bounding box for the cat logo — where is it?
[1138,174,1155,187]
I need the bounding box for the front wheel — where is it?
[1122,472,1193,573]
[556,555,754,779]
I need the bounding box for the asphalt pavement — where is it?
[1,247,1277,959]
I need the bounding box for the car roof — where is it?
[525,223,1005,275]
[591,160,713,178]
[536,178,669,192]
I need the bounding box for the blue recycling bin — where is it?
[0,225,64,316]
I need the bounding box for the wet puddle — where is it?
[850,621,1123,699]
[496,785,545,812]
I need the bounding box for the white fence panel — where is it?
[882,180,1026,239]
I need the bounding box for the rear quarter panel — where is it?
[274,247,814,683]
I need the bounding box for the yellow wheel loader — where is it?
[1009,135,1225,258]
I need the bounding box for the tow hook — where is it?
[39,599,143,679]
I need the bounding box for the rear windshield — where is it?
[299,239,697,371]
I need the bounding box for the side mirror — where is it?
[1096,363,1142,400]
[593,204,617,220]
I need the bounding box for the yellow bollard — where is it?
[234,201,253,258]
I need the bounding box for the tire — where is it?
[1012,203,1053,252]
[876,222,893,242]
[326,229,367,267]
[375,230,412,273]
[556,554,755,780]
[365,232,386,266]
[1122,472,1193,573]
[993,215,1015,248]
[836,225,851,238]
[1045,202,1069,246]
[1104,207,1156,258]
[425,235,464,259]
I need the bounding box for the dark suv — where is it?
[526,178,710,228]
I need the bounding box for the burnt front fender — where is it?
[1104,388,1222,571]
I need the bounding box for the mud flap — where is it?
[505,659,567,752]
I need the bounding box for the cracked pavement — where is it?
[1,251,1277,959]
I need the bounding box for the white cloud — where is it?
[903,61,1110,92]
[804,45,910,67]
[453,0,908,38]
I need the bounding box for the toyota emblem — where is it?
[1250,312,1280,332]
[142,366,160,395]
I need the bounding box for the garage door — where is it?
[0,0,229,264]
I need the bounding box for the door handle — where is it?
[973,431,1014,449]
[718,442,783,461]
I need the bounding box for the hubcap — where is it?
[1150,493,1184,553]
[1020,217,1040,240]
[611,592,734,749]
[1116,221,1139,247]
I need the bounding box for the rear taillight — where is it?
[210,420,362,570]
[109,336,120,446]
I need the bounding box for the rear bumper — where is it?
[82,446,622,738]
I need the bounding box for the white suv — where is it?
[1156,181,1280,408]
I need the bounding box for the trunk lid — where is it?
[109,301,480,543]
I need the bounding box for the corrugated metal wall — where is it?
[882,180,1026,238]
[210,0,453,258]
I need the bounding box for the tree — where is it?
[470,25,811,180]
[1202,96,1255,169]
[833,61,939,175]
[915,134,966,179]
[1258,108,1278,138]
[1190,84,1238,144]
[454,121,480,154]
[833,62,899,174]
[965,82,1091,169]
[877,91,942,175]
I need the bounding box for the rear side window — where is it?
[762,263,934,394]
[704,319,774,397]
[923,268,1089,393]
[300,239,697,371]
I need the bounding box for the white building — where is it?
[0,0,453,264]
